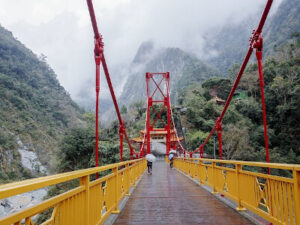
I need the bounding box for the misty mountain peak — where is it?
[132,41,155,64]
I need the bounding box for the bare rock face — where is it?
[0,137,49,219]
[17,137,47,175]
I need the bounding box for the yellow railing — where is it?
[174,158,300,225]
[0,158,147,225]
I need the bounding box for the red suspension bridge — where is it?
[87,0,271,166]
[0,1,299,225]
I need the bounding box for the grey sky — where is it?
[0,0,282,103]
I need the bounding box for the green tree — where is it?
[58,127,94,172]
[222,124,254,160]
[202,77,232,100]
[228,63,240,83]
[120,105,128,114]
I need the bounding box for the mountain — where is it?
[178,34,300,163]
[203,19,256,75]
[119,42,221,107]
[263,0,300,55]
[204,0,300,75]
[0,25,85,182]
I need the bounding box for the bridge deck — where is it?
[114,160,252,225]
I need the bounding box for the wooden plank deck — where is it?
[114,160,252,225]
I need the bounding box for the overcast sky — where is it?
[0,0,282,103]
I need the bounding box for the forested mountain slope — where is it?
[0,25,85,182]
[179,35,300,164]
[205,0,300,75]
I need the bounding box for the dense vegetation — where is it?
[178,35,300,164]
[56,103,146,173]
[0,25,85,183]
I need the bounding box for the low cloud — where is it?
[0,0,282,103]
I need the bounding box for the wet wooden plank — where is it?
[114,161,252,225]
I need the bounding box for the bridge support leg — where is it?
[146,73,151,155]
[166,72,171,156]
[216,119,223,160]
[200,145,204,158]
[254,35,270,174]
[119,131,124,162]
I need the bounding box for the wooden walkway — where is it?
[114,160,252,225]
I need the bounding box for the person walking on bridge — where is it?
[147,160,152,174]
[146,154,156,174]
[169,153,174,168]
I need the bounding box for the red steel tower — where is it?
[146,72,171,156]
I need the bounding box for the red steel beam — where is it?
[86,0,100,39]
[151,105,167,128]
[151,77,165,98]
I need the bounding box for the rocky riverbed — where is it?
[0,137,48,219]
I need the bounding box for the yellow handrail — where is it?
[173,157,300,225]
[0,158,147,225]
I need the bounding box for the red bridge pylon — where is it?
[146,72,171,156]
[132,72,183,156]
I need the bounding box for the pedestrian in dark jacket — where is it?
[147,160,153,174]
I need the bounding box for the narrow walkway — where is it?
[114,160,252,225]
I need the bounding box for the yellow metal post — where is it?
[132,164,137,187]
[137,162,141,182]
[190,162,194,179]
[235,164,246,211]
[212,162,218,194]
[80,175,90,225]
[112,167,120,214]
[198,161,204,185]
[125,163,130,196]
[293,169,300,224]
